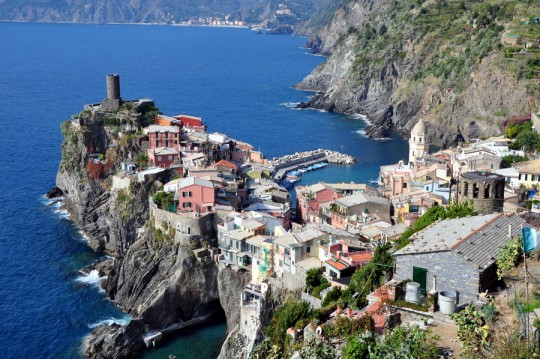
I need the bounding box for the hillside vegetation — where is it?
[298,0,540,145]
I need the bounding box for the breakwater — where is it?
[269,149,355,181]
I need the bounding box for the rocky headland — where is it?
[296,0,539,146]
[53,102,252,358]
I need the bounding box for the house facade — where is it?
[296,183,342,224]
[177,177,215,214]
[145,125,180,149]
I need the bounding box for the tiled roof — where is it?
[347,252,373,262]
[146,125,179,133]
[178,177,214,189]
[452,213,524,270]
[325,259,349,271]
[514,159,540,175]
[215,159,237,170]
[242,219,265,230]
[395,213,501,255]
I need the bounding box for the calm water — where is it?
[0,23,407,359]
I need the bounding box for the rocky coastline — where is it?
[295,0,536,146]
[52,105,251,358]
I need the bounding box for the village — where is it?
[77,75,540,357]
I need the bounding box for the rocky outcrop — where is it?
[297,0,537,146]
[217,265,251,330]
[56,113,149,254]
[86,237,222,358]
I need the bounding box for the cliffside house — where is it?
[147,147,180,167]
[394,212,524,306]
[176,177,215,214]
[244,200,292,230]
[320,194,392,230]
[144,125,180,149]
[174,114,205,130]
[513,159,540,188]
[296,183,342,224]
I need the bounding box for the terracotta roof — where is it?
[215,159,238,170]
[325,259,349,271]
[348,252,373,262]
[514,159,540,175]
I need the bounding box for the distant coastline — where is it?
[0,19,249,29]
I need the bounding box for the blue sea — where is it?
[0,23,408,358]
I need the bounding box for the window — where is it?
[168,155,172,160]
[187,226,191,234]
[419,137,422,143]
[306,246,311,253]
[182,202,192,208]
[182,191,192,197]
[157,155,162,161]
[207,206,212,212]
[473,183,479,198]
[403,183,408,188]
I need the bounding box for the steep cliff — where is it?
[56,111,148,254]
[55,105,243,358]
[86,237,222,358]
[298,0,539,146]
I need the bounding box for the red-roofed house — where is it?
[296,183,342,224]
[324,258,353,279]
[215,159,238,174]
[174,114,205,131]
[177,177,216,214]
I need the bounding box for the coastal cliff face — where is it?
[298,0,538,145]
[55,109,245,358]
[56,114,148,254]
[86,238,221,358]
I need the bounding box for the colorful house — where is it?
[296,183,342,224]
[144,125,180,149]
[147,147,180,167]
[176,177,215,214]
[320,194,392,230]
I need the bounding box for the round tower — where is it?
[106,74,121,100]
[458,171,505,214]
[408,119,428,164]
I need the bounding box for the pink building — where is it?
[177,177,215,214]
[144,125,180,149]
[148,148,180,167]
[296,183,342,224]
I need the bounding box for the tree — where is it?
[134,152,148,168]
[322,286,342,306]
[264,300,311,349]
[153,192,175,211]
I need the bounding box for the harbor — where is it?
[269,149,355,185]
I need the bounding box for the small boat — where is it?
[369,179,379,185]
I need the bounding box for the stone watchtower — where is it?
[458,171,505,214]
[408,119,429,164]
[101,74,122,112]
